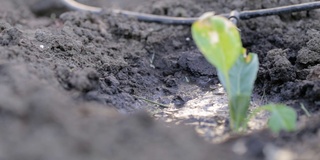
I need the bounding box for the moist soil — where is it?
[0,0,320,159]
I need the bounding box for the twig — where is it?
[300,103,311,117]
[60,0,320,25]
[132,95,170,108]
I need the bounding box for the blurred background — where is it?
[3,0,152,16]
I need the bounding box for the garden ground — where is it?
[0,0,319,159]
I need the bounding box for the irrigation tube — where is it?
[61,0,320,25]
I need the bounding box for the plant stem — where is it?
[222,71,238,131]
[61,0,320,25]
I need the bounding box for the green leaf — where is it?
[255,104,297,133]
[218,53,259,131]
[218,53,259,97]
[191,13,243,74]
[229,53,259,96]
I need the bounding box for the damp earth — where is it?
[0,0,320,159]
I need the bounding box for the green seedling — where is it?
[191,13,297,133]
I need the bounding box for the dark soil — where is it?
[0,0,320,159]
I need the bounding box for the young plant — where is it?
[191,13,297,133]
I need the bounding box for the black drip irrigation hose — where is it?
[61,0,320,25]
